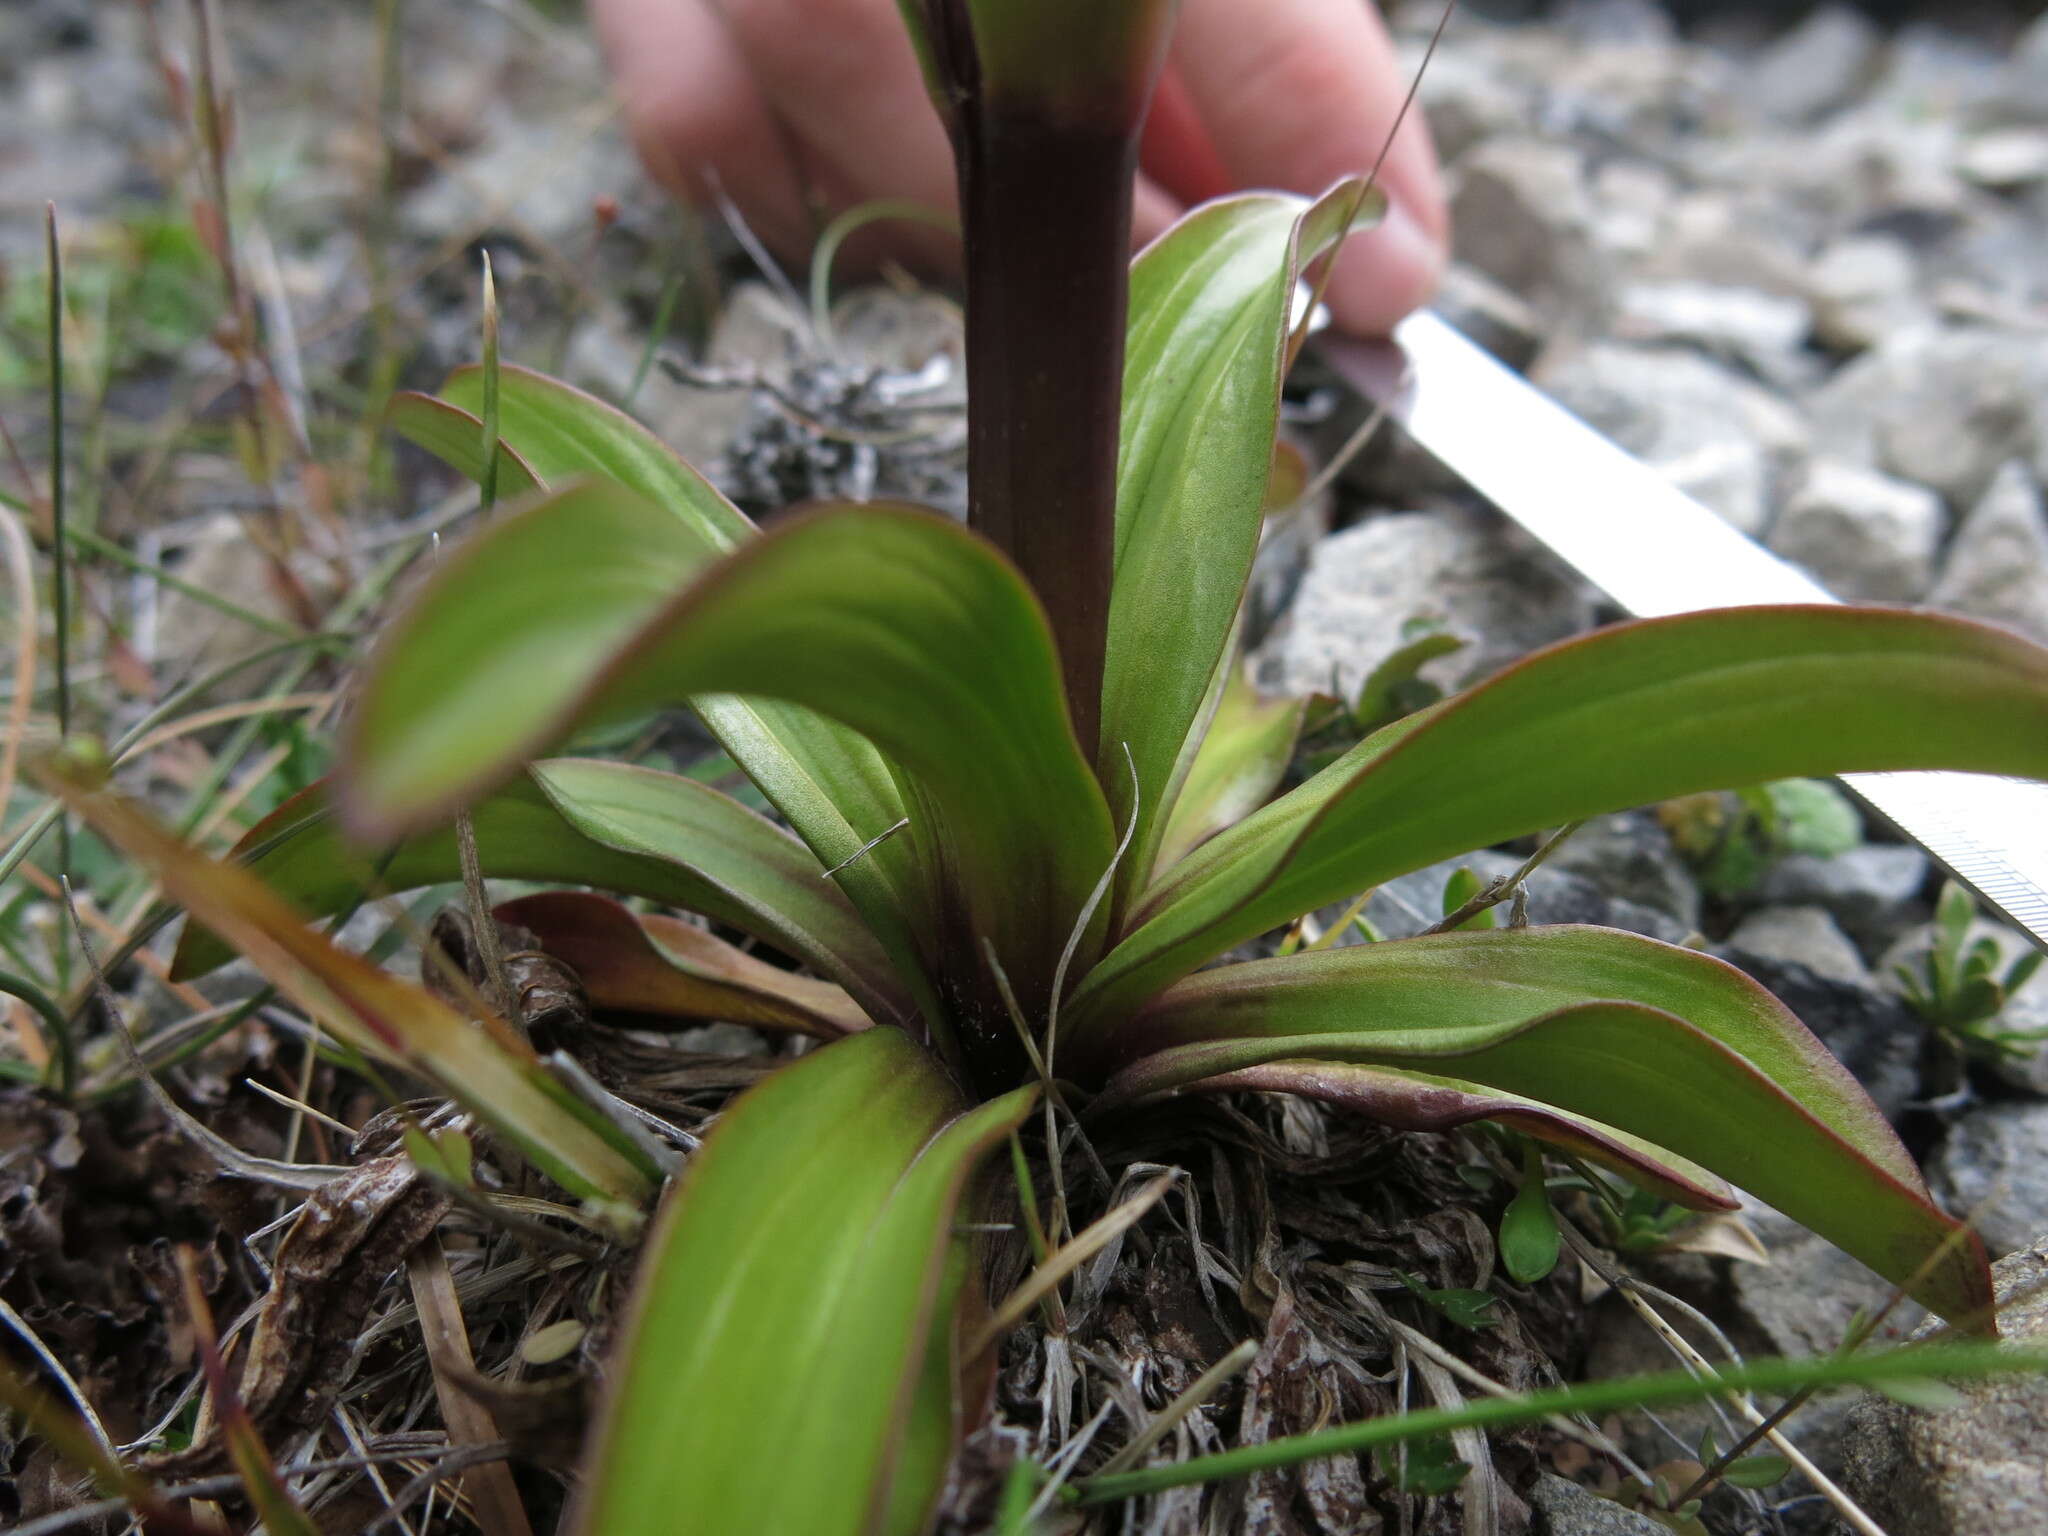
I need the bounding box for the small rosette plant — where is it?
[62,0,2048,1530]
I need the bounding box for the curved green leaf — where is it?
[172,762,905,1026]
[1150,656,1308,877]
[405,365,935,1028]
[439,362,754,546]
[575,1027,1034,1536]
[496,891,869,1037]
[1112,995,1990,1326]
[1171,1058,1734,1211]
[1105,183,1378,898]
[55,781,655,1205]
[385,392,542,499]
[1087,925,1919,1189]
[342,497,1116,1019]
[1074,607,2048,1029]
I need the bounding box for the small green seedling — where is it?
[1660,777,1862,899]
[1897,879,2048,1062]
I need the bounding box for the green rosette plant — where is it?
[91,0,2048,1529]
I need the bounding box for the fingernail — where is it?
[1325,197,1447,338]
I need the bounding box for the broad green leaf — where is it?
[1085,926,1921,1189]
[576,1027,1034,1536]
[50,780,656,1204]
[385,392,542,498]
[496,891,869,1037]
[1102,994,1989,1325]
[343,498,1116,1020]
[438,362,754,546]
[1501,1139,1561,1284]
[1151,656,1308,878]
[1075,607,2048,1028]
[170,763,905,1027]
[410,364,936,1027]
[1105,183,1379,898]
[1721,1455,1793,1490]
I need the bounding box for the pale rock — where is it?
[1613,280,1813,382]
[1842,1239,2048,1536]
[1449,137,1612,325]
[1744,3,1881,125]
[1542,811,1701,932]
[1766,458,1945,602]
[401,116,643,250]
[1758,845,1932,956]
[1253,507,1599,703]
[1928,460,2048,645]
[1644,190,1812,298]
[1526,1472,1665,1536]
[153,514,315,675]
[1805,235,1930,354]
[1536,343,1809,535]
[1958,129,2048,192]
[1807,326,2048,511]
[1724,906,1871,988]
[1587,159,1677,265]
[1723,1205,1920,1474]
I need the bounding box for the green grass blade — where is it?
[1105,184,1380,899]
[1073,1342,2048,1505]
[575,1027,1034,1536]
[52,780,656,1204]
[341,497,1116,1023]
[1076,607,2048,1027]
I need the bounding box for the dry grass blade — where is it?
[404,1235,536,1536]
[968,1170,1178,1358]
[1557,1217,1892,1536]
[0,498,37,820]
[1093,1337,1258,1478]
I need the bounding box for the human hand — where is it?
[591,0,1447,337]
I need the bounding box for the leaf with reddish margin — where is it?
[385,392,542,499]
[1106,183,1379,900]
[1099,976,1989,1327]
[47,778,656,1204]
[169,762,905,1027]
[412,362,938,1031]
[1164,1058,1734,1211]
[496,891,868,1038]
[1150,656,1309,878]
[575,1027,1034,1536]
[341,497,1115,1023]
[1085,925,1920,1191]
[1073,606,2048,1031]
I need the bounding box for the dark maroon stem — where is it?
[955,111,1134,759]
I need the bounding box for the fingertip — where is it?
[1321,197,1446,338]
[1132,174,1187,253]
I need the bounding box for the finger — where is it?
[1169,0,1449,335]
[588,0,818,253]
[711,0,958,224]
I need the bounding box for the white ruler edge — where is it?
[1320,309,2048,953]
